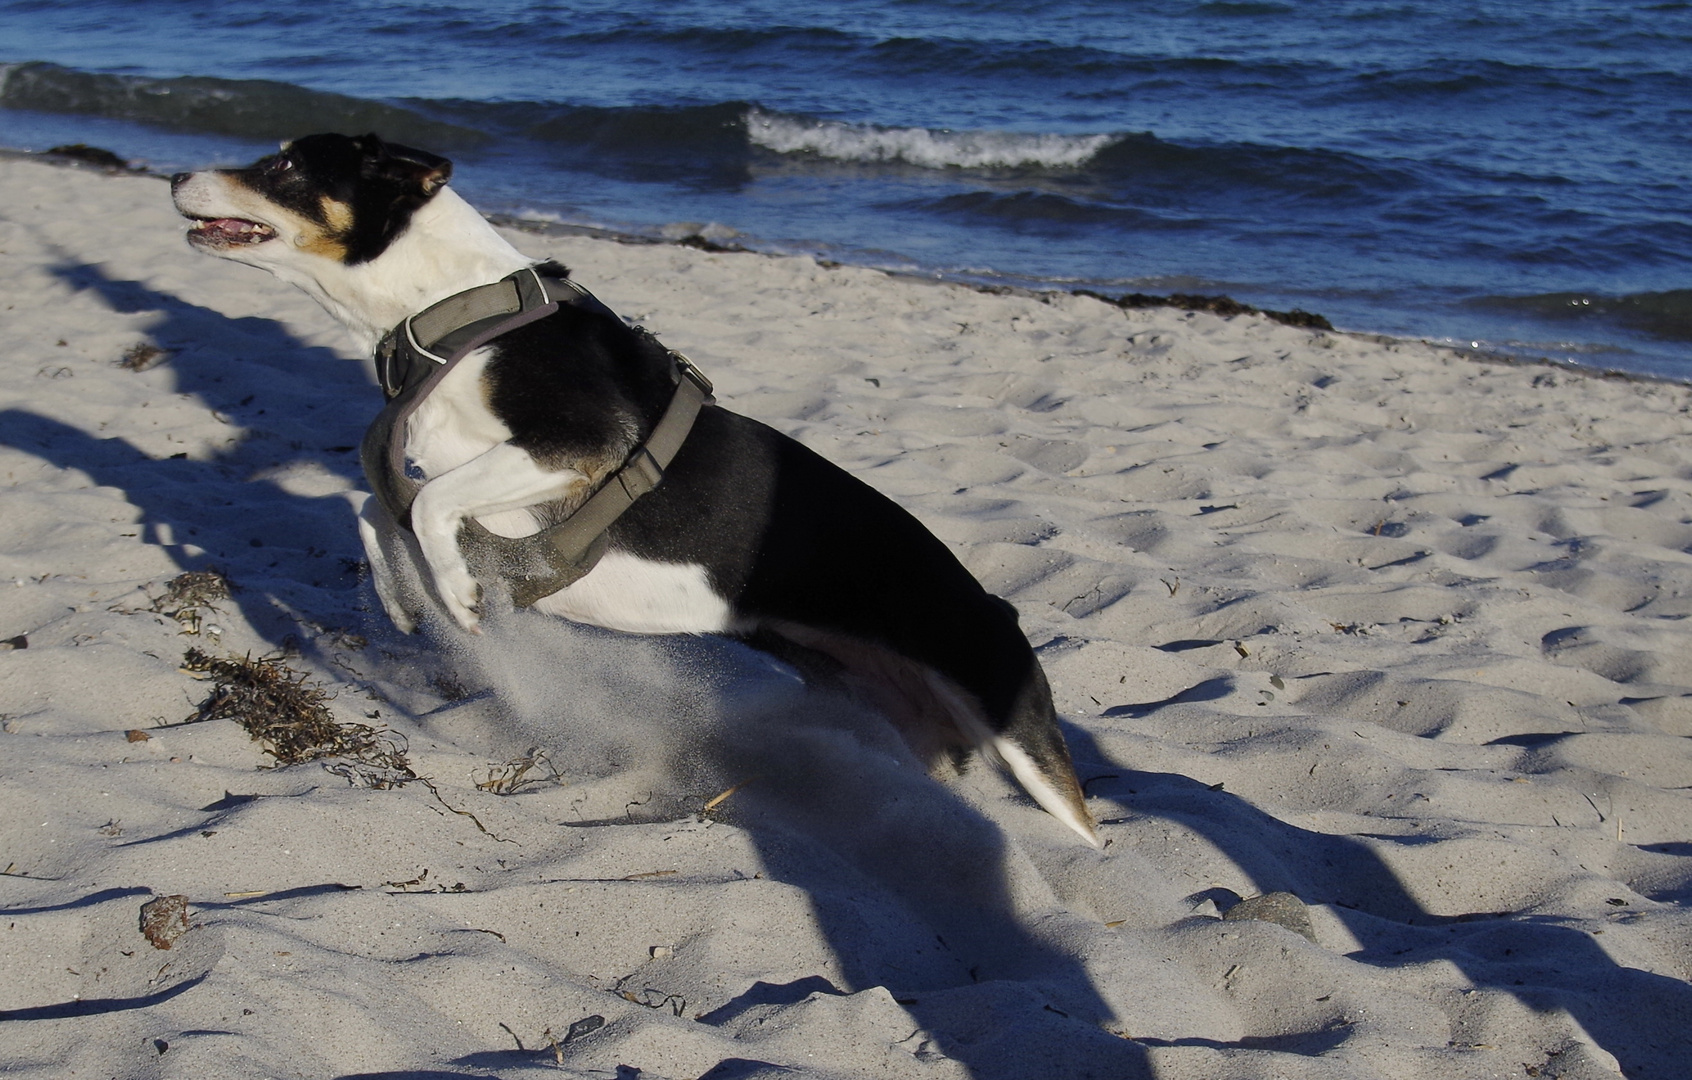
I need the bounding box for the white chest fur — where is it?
[405,347,510,477]
[404,348,537,539]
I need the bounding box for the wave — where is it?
[0,60,1414,205]
[509,98,1401,196]
[1466,290,1692,341]
[745,108,1115,170]
[0,62,486,148]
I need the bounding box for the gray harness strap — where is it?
[360,267,714,608]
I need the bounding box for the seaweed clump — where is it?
[117,342,168,372]
[148,570,231,635]
[41,143,136,171]
[181,647,413,787]
[1077,289,1333,331]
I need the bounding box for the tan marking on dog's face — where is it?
[276,193,352,260]
[320,196,354,233]
[293,196,353,254]
[293,226,350,260]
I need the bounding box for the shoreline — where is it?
[2,149,1690,1079]
[15,140,1684,390]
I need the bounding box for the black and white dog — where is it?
[172,133,1097,846]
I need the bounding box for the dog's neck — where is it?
[277,188,534,354]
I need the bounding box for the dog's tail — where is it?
[942,664,1100,849]
[762,619,1099,845]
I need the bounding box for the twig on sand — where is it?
[701,777,757,816]
[475,747,564,794]
[417,777,519,845]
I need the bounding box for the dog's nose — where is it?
[170,172,191,190]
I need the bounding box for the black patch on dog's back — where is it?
[480,303,676,469]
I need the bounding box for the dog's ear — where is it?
[362,134,453,197]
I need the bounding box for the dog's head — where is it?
[171,133,452,269]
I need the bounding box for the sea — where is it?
[2,0,1688,379]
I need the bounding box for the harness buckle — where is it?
[403,315,450,367]
[617,446,664,500]
[513,265,551,310]
[669,350,714,398]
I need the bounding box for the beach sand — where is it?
[1,153,1689,1079]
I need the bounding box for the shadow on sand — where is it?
[2,262,380,653]
[3,268,1146,1078]
[1063,721,1691,1077]
[16,272,1676,1077]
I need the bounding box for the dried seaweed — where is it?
[149,570,231,634]
[475,747,564,795]
[117,342,168,371]
[1076,288,1334,331]
[181,648,413,786]
[417,776,517,843]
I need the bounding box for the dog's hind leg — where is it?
[762,622,1099,846]
[410,442,588,631]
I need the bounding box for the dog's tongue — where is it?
[193,218,274,243]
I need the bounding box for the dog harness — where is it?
[361,266,714,607]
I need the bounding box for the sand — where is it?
[1,152,1689,1080]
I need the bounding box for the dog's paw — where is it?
[356,493,424,634]
[375,588,422,635]
[432,565,484,633]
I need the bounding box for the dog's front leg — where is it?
[410,442,588,632]
[356,493,424,634]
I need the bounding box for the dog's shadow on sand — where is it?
[2,262,381,652]
[1,266,1152,1078]
[1064,722,1692,1077]
[428,613,1156,1080]
[680,647,1149,1078]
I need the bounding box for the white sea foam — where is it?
[746,107,1114,170]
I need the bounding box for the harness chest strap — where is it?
[360,267,714,608]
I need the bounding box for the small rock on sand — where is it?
[1223,891,1319,944]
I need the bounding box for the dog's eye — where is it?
[268,157,294,174]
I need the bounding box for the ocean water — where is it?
[1,0,1688,378]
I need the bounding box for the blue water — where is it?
[2,1,1689,377]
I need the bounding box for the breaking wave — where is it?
[745,107,1116,170]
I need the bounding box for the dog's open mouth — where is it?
[186,217,277,247]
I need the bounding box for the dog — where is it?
[171,132,1098,846]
